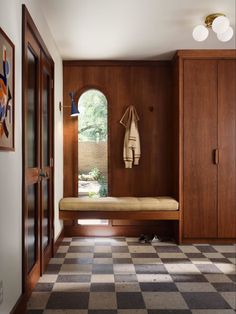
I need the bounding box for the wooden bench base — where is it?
[63,219,179,240]
[59,197,181,242]
[59,210,180,221]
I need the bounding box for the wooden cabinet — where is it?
[218,60,236,238]
[175,51,236,241]
[183,59,218,239]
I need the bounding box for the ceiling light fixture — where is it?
[193,13,234,42]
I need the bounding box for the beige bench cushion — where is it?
[59,197,179,211]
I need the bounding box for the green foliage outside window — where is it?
[78,90,107,142]
[80,167,108,198]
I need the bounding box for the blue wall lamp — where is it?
[59,92,80,117]
[69,92,80,117]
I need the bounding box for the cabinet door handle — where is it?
[213,149,219,164]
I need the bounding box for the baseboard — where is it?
[53,227,64,255]
[10,293,27,314]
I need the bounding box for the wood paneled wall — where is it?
[63,61,175,198]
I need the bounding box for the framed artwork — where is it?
[0,27,15,151]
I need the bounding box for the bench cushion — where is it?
[59,197,179,211]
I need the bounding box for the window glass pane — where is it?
[78,89,108,198]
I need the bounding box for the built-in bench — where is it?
[59,196,179,220]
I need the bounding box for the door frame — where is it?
[22,5,55,295]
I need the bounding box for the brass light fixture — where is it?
[193,13,234,42]
[204,13,226,28]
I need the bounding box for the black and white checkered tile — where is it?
[27,237,236,314]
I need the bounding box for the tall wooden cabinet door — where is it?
[183,60,218,238]
[218,60,236,238]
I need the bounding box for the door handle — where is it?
[213,148,219,165]
[39,169,49,178]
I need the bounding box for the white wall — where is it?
[0,1,63,313]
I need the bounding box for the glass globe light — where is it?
[217,26,234,42]
[212,16,230,34]
[192,25,209,41]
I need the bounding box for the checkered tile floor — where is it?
[27,237,236,314]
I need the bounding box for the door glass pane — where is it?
[27,185,37,273]
[42,179,50,250]
[43,72,50,166]
[27,48,37,168]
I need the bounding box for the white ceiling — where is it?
[40,0,236,60]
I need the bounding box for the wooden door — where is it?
[218,60,236,238]
[40,53,54,271]
[23,6,54,293]
[23,30,41,292]
[183,59,218,238]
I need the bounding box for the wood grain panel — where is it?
[63,108,78,196]
[172,57,183,243]
[64,221,176,238]
[176,50,236,59]
[59,210,179,220]
[63,62,174,198]
[171,59,180,201]
[218,60,236,238]
[183,59,218,238]
[63,67,79,196]
[63,62,176,236]
[112,220,171,226]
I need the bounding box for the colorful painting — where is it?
[0,28,15,151]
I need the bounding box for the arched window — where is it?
[78,89,108,198]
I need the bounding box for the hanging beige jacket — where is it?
[120,105,141,168]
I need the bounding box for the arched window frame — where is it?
[77,86,110,197]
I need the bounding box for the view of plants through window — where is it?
[78,89,108,198]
